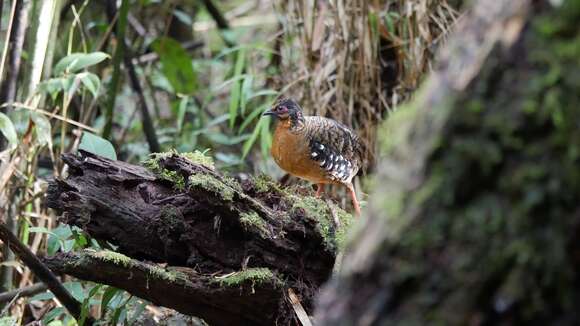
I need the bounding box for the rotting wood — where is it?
[46,150,353,325]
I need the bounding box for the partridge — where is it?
[262,97,364,216]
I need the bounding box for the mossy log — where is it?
[46,150,352,325]
[317,0,580,325]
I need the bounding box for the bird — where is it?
[262,97,364,216]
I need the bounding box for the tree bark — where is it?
[316,0,580,325]
[46,150,352,325]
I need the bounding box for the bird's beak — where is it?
[262,108,275,117]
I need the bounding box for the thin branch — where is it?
[44,250,283,326]
[122,54,160,152]
[102,0,128,140]
[0,282,47,304]
[200,0,230,29]
[103,0,160,152]
[199,0,235,47]
[0,0,31,150]
[0,218,87,322]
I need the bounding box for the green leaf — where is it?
[128,300,147,324]
[240,103,268,133]
[30,291,55,302]
[206,133,250,145]
[42,307,65,324]
[54,52,110,75]
[260,118,271,157]
[151,37,197,94]
[101,286,120,317]
[79,131,117,160]
[46,321,64,326]
[0,112,17,150]
[29,226,58,238]
[240,75,253,115]
[79,284,103,325]
[78,72,101,97]
[64,281,85,302]
[176,96,189,133]
[247,89,278,100]
[0,317,17,326]
[37,77,66,100]
[30,113,52,147]
[242,117,268,158]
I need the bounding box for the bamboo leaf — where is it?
[0,112,18,150]
[79,131,117,160]
[54,52,110,75]
[229,49,246,128]
[77,72,101,98]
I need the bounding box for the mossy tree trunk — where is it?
[316,0,580,325]
[46,151,352,326]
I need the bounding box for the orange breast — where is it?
[271,122,330,184]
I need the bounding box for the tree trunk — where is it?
[316,0,580,325]
[46,150,353,325]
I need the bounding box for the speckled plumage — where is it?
[264,97,364,215]
[304,116,363,184]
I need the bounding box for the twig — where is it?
[2,102,98,132]
[123,47,160,153]
[199,0,234,47]
[0,217,88,322]
[200,0,230,29]
[288,288,313,326]
[102,0,129,140]
[324,198,341,229]
[0,0,31,150]
[104,0,160,153]
[0,282,47,304]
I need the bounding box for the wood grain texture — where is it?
[46,150,350,325]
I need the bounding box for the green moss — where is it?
[143,150,216,190]
[212,268,282,288]
[88,250,185,283]
[143,151,186,190]
[149,265,181,282]
[252,174,284,194]
[292,196,354,251]
[239,211,269,237]
[358,4,580,324]
[188,174,235,201]
[181,150,215,169]
[90,250,133,268]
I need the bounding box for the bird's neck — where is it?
[287,113,305,132]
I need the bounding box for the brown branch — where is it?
[200,0,230,30]
[0,282,47,304]
[0,220,86,322]
[44,250,283,326]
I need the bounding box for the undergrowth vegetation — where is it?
[0,0,457,324]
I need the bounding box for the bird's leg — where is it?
[346,183,361,217]
[315,183,325,197]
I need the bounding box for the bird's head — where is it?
[262,97,304,129]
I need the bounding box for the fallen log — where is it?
[46,150,353,325]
